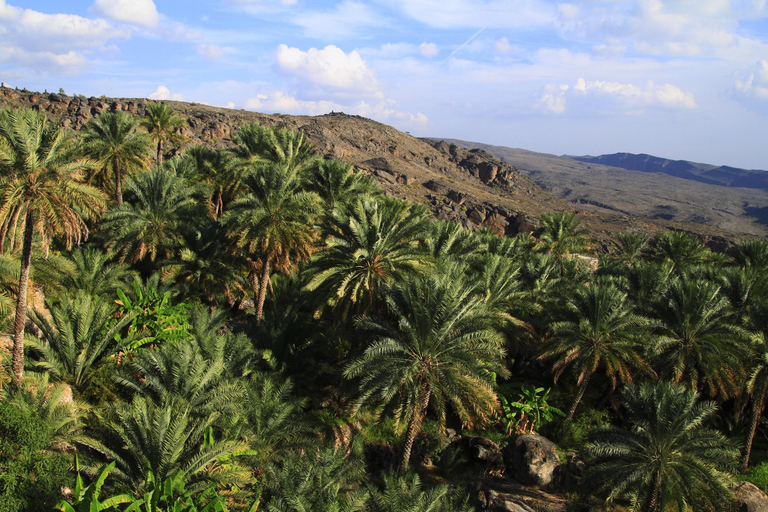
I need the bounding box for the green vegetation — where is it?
[1,105,766,511]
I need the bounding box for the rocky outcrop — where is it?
[504,434,560,487]
[735,482,768,512]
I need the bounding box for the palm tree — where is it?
[0,108,106,382]
[181,145,233,219]
[25,291,136,397]
[367,472,473,512]
[740,303,768,470]
[305,158,381,211]
[47,247,136,299]
[536,211,590,259]
[80,110,152,205]
[345,273,508,472]
[113,332,245,418]
[305,197,432,319]
[583,382,737,512]
[650,275,750,399]
[539,277,651,420]
[230,123,316,174]
[222,163,321,322]
[612,231,650,267]
[262,446,367,512]
[98,165,198,265]
[141,102,185,165]
[76,395,251,491]
[651,231,710,274]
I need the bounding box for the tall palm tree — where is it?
[650,275,750,399]
[583,382,737,512]
[222,163,321,322]
[305,197,432,319]
[141,102,185,165]
[740,303,768,470]
[80,110,152,205]
[345,273,508,472]
[0,108,106,382]
[539,278,651,420]
[535,211,590,259]
[651,231,710,274]
[181,145,237,219]
[230,123,316,174]
[98,165,198,265]
[305,158,381,211]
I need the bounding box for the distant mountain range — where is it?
[569,153,768,191]
[443,140,768,239]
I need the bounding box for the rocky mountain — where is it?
[570,153,768,190]
[443,139,768,240]
[0,85,758,246]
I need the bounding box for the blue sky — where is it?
[2,0,767,169]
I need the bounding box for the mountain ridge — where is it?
[0,85,762,245]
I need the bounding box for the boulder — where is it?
[504,434,560,487]
[465,436,500,462]
[423,180,449,195]
[735,482,768,512]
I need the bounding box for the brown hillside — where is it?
[0,86,752,248]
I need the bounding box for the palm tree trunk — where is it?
[566,373,592,421]
[156,140,163,165]
[11,210,34,382]
[400,381,431,473]
[114,155,123,205]
[742,378,768,471]
[213,189,222,219]
[255,258,271,324]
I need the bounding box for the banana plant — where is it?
[493,376,564,435]
[57,458,133,512]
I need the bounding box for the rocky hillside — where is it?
[0,85,753,247]
[443,139,768,241]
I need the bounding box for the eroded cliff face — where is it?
[0,86,745,246]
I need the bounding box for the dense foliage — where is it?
[1,105,766,511]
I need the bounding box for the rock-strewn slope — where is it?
[0,86,752,246]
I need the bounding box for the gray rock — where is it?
[735,482,768,512]
[505,434,560,487]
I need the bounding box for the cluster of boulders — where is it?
[434,430,768,512]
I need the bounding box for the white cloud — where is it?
[91,0,159,28]
[148,85,184,101]
[197,44,234,60]
[734,60,768,107]
[388,0,554,29]
[292,1,387,39]
[0,1,127,74]
[243,90,428,128]
[275,44,380,95]
[541,77,696,113]
[419,42,439,57]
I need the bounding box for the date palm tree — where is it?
[222,163,321,322]
[740,303,768,470]
[230,123,316,174]
[25,290,135,397]
[305,197,432,319]
[536,211,590,260]
[98,165,198,265]
[80,110,152,205]
[141,102,185,165]
[305,158,381,211]
[583,382,737,512]
[539,277,651,420]
[345,273,508,472]
[0,108,106,382]
[650,275,750,399]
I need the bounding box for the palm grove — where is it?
[0,104,767,512]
